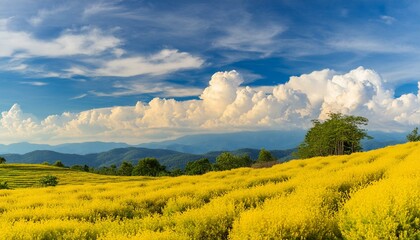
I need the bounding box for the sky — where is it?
[0,0,420,144]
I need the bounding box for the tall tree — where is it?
[296,113,371,159]
[256,148,276,163]
[406,127,420,142]
[118,161,134,176]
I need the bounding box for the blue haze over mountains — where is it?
[0,130,407,155]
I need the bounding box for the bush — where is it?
[53,161,65,167]
[0,181,9,189]
[0,157,6,164]
[39,175,59,187]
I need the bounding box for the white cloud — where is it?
[328,37,415,54]
[380,15,396,25]
[83,2,123,17]
[93,49,204,77]
[91,81,203,98]
[1,67,419,144]
[19,81,48,86]
[70,94,87,100]
[29,7,68,26]
[0,25,121,57]
[214,24,284,56]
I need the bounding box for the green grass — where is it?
[0,164,156,188]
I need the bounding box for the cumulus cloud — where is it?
[0,67,419,144]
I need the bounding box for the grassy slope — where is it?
[0,142,419,239]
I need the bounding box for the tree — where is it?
[214,152,253,171]
[185,158,212,175]
[39,175,59,187]
[118,161,134,176]
[406,127,420,142]
[296,113,371,159]
[132,158,167,176]
[170,168,184,176]
[256,148,276,163]
[0,157,6,164]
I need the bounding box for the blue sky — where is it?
[0,0,420,144]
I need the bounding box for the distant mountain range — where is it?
[3,147,294,170]
[0,142,130,155]
[137,130,307,154]
[0,130,408,169]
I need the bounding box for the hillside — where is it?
[3,147,294,170]
[0,164,153,189]
[0,142,419,239]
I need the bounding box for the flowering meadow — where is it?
[0,142,419,239]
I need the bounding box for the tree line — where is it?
[67,148,277,176]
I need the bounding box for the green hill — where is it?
[3,147,294,170]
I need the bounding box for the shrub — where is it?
[0,181,9,189]
[39,175,59,187]
[0,157,6,164]
[53,161,65,167]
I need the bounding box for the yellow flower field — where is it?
[0,142,419,239]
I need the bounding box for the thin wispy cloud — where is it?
[91,81,203,98]
[0,25,121,58]
[380,15,396,25]
[29,7,68,26]
[93,49,204,77]
[19,81,48,86]
[70,94,87,100]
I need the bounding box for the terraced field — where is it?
[0,164,155,188]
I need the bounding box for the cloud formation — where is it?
[0,67,419,144]
[0,22,120,58]
[93,49,204,77]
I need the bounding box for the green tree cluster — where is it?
[0,157,6,164]
[132,158,167,176]
[185,158,212,175]
[75,149,276,177]
[214,152,253,171]
[406,127,420,142]
[296,113,371,159]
